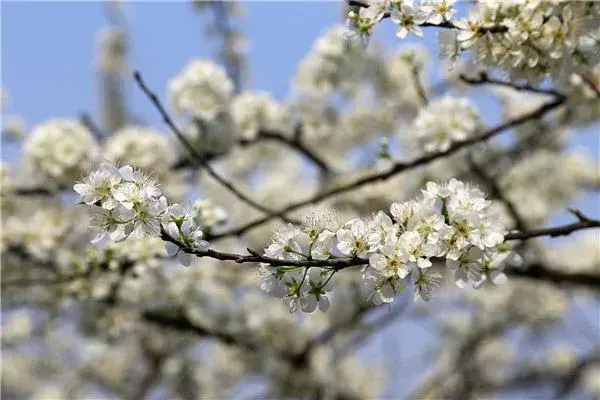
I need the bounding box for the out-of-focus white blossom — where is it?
[180,111,236,155]
[293,25,369,96]
[583,366,600,397]
[2,209,72,261]
[24,119,99,186]
[404,96,480,153]
[231,91,289,140]
[192,199,228,232]
[169,59,233,120]
[546,345,577,374]
[105,125,175,173]
[501,150,597,225]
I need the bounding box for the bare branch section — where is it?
[505,210,600,240]
[411,65,429,106]
[133,70,300,225]
[241,128,332,174]
[213,96,566,239]
[508,263,600,290]
[468,154,529,234]
[460,72,566,98]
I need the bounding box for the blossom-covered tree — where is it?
[2,1,600,399]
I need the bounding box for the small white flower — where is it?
[257,265,288,298]
[398,230,433,270]
[362,265,407,305]
[390,0,428,39]
[411,268,442,301]
[447,246,484,288]
[165,219,208,266]
[422,0,456,25]
[264,224,309,260]
[73,162,122,209]
[367,211,398,251]
[336,219,370,258]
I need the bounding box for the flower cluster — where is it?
[104,125,175,172]
[293,25,369,96]
[259,179,514,312]
[451,1,600,85]
[231,91,289,140]
[348,0,457,40]
[74,163,168,242]
[404,96,481,153]
[351,1,600,86]
[1,209,73,262]
[191,199,228,233]
[24,119,100,187]
[168,59,234,120]
[74,163,210,263]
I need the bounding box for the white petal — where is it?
[178,251,193,267]
[165,242,180,257]
[319,296,330,313]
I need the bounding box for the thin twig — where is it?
[411,66,429,106]
[133,70,299,224]
[505,210,600,241]
[467,154,528,233]
[460,73,566,98]
[240,128,331,174]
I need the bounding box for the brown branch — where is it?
[467,154,529,233]
[133,70,300,225]
[241,128,332,174]
[505,209,600,241]
[460,73,566,98]
[411,65,429,106]
[212,96,566,239]
[508,263,600,290]
[471,351,600,397]
[160,226,368,269]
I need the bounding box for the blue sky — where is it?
[2,1,598,397]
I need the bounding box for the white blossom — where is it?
[390,0,428,39]
[336,218,370,258]
[422,0,456,25]
[24,119,99,186]
[169,59,233,120]
[231,91,289,140]
[104,125,175,173]
[404,96,480,153]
